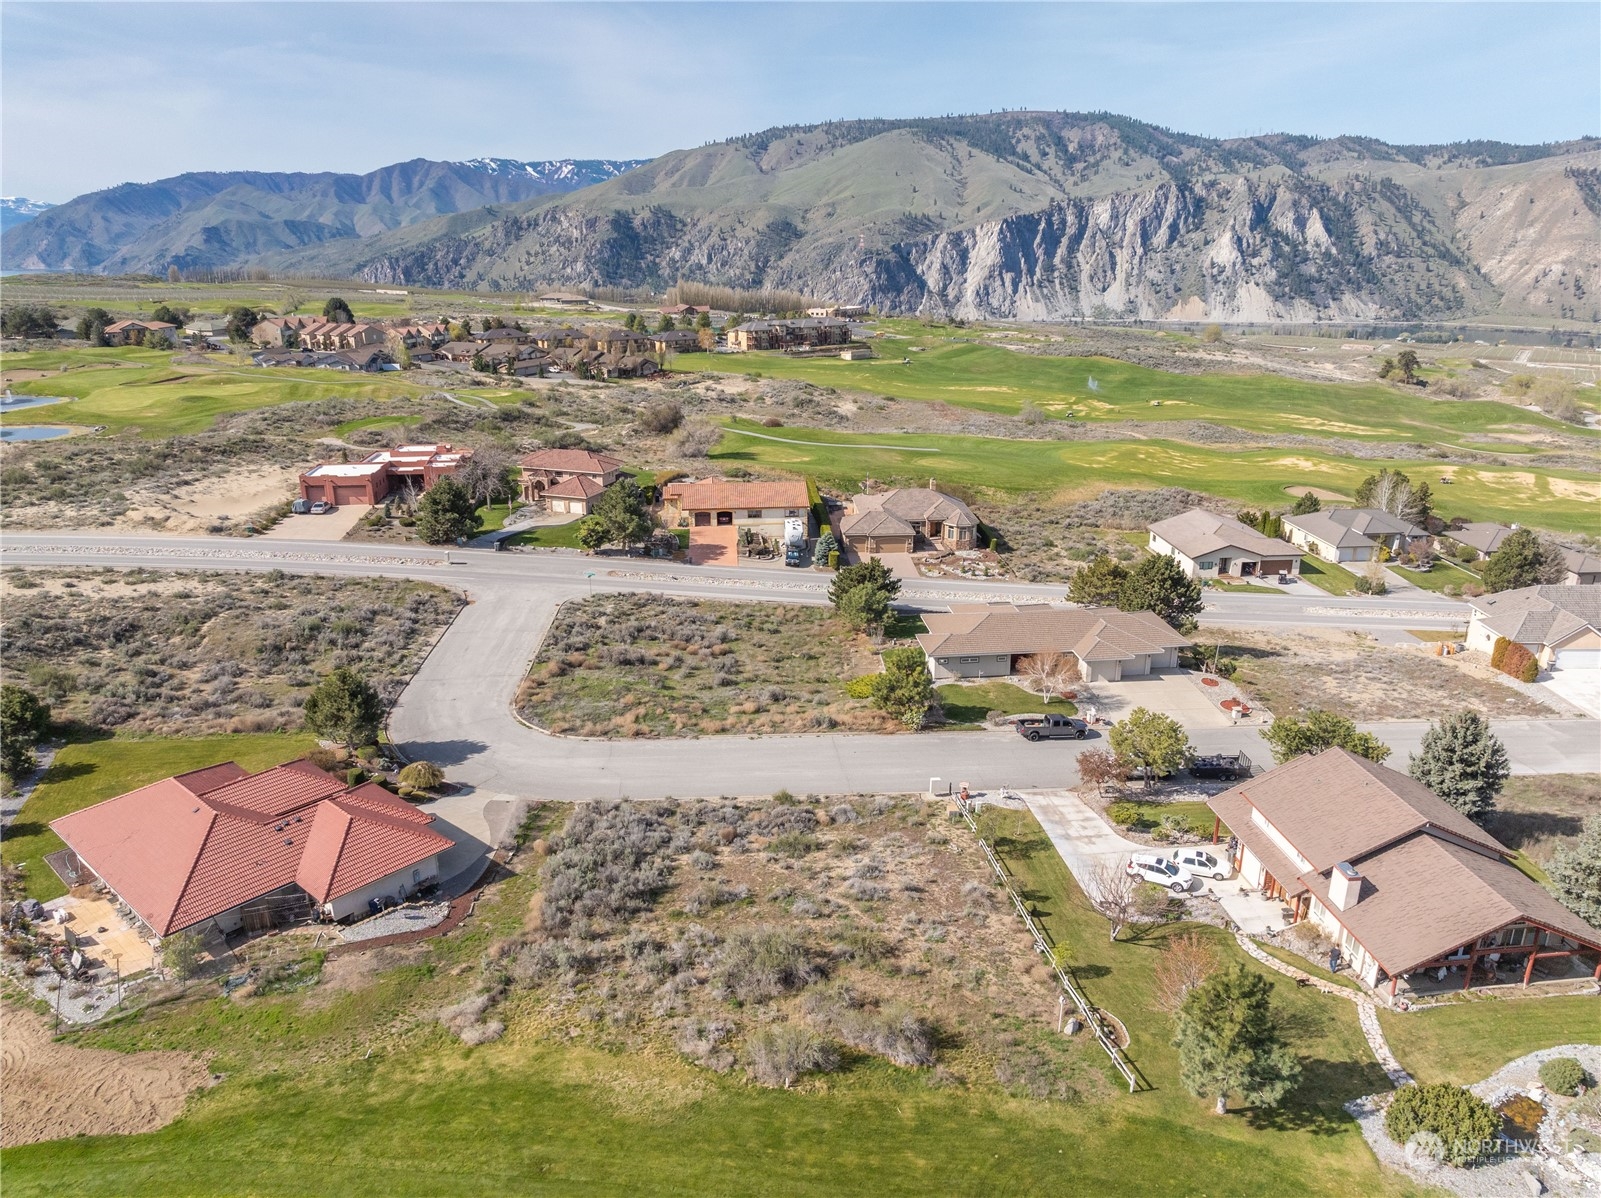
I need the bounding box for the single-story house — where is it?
[658,304,709,317]
[807,305,868,318]
[314,346,394,373]
[916,602,1190,683]
[300,443,471,507]
[1443,521,1514,560]
[661,478,811,542]
[1281,508,1425,564]
[1464,584,1601,671]
[1148,508,1304,580]
[436,341,486,363]
[252,348,318,369]
[840,485,979,555]
[1561,548,1601,586]
[475,325,531,344]
[537,292,591,306]
[50,759,454,938]
[1207,749,1601,996]
[519,448,625,505]
[102,319,179,347]
[598,352,658,380]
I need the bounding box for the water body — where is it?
[0,393,70,412]
[0,426,72,441]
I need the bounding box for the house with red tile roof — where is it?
[518,447,625,508]
[50,759,454,938]
[102,319,179,347]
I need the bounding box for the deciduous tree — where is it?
[1076,747,1130,798]
[303,668,383,751]
[1174,963,1301,1115]
[1262,709,1390,764]
[1086,859,1139,942]
[1017,651,1074,703]
[1108,707,1191,790]
[0,685,51,779]
[1408,711,1509,823]
[1153,931,1221,1014]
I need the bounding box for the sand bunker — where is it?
[1,1005,210,1147]
[1282,485,1352,501]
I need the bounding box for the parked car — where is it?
[310,500,332,515]
[1189,751,1252,781]
[785,546,806,567]
[1014,714,1090,741]
[1171,846,1233,880]
[291,498,311,514]
[1125,853,1194,893]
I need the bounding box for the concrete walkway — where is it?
[1021,788,1144,885]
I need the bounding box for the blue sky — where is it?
[3,2,1596,200]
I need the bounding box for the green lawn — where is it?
[691,340,1597,451]
[1208,582,1286,595]
[1390,558,1480,593]
[934,680,1075,727]
[472,504,521,533]
[1118,799,1220,838]
[503,519,587,548]
[2,732,317,901]
[1295,557,1364,596]
[1378,996,1600,1085]
[712,420,1600,535]
[3,808,1420,1198]
[0,349,428,436]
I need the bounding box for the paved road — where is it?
[3,533,1590,806]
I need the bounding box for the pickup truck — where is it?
[1014,714,1090,741]
[1189,751,1251,781]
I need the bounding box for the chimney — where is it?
[1328,861,1363,911]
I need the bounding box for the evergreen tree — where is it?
[1108,707,1190,790]
[303,668,383,751]
[1262,709,1391,764]
[812,531,838,567]
[657,314,676,332]
[1174,963,1302,1115]
[579,478,653,550]
[1408,711,1510,822]
[1547,816,1601,926]
[1068,554,1128,605]
[76,306,112,344]
[225,306,259,342]
[697,311,713,329]
[837,582,891,633]
[323,297,355,324]
[1116,553,1204,632]
[0,685,51,779]
[1290,490,1322,515]
[872,647,933,729]
[415,477,481,544]
[1481,528,1564,593]
[828,558,901,609]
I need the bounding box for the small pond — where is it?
[0,393,71,412]
[0,426,73,442]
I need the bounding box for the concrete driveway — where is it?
[1081,669,1234,728]
[1541,669,1601,719]
[1020,788,1143,886]
[262,505,372,541]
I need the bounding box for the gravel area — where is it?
[1347,1044,1601,1197]
[338,902,450,943]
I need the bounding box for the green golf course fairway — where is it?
[713,419,1600,534]
[690,339,1597,452]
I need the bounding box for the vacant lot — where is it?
[1484,774,1600,869]
[0,568,462,735]
[1213,627,1553,720]
[518,593,896,736]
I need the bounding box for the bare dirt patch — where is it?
[1217,627,1554,721]
[1281,485,1351,502]
[0,1004,210,1147]
[1484,774,1600,867]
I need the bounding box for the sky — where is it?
[3,1,1597,201]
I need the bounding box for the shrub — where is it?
[1499,641,1538,683]
[306,747,341,772]
[676,1017,735,1072]
[1384,1082,1499,1166]
[397,760,445,791]
[714,926,820,1002]
[1538,1057,1590,1096]
[843,675,879,699]
[768,831,819,858]
[1489,636,1510,671]
[161,931,204,980]
[1106,801,1143,827]
[637,401,683,434]
[540,801,674,931]
[743,1024,838,1088]
[802,985,935,1067]
[1516,655,1538,683]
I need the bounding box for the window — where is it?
[1198,560,1215,571]
[746,510,763,519]
[786,509,801,517]
[958,656,979,664]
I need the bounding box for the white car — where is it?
[1125,853,1194,893]
[1171,847,1233,880]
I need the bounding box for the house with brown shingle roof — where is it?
[841,484,980,555]
[1206,749,1601,998]
[1148,508,1303,580]
[1464,584,1601,672]
[50,760,454,938]
[916,602,1190,683]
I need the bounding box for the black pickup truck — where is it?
[1014,714,1090,741]
[1189,751,1252,781]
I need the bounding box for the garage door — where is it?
[1554,650,1601,670]
[333,484,369,506]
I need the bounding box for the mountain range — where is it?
[0,197,55,235]
[8,113,1599,322]
[0,158,645,275]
